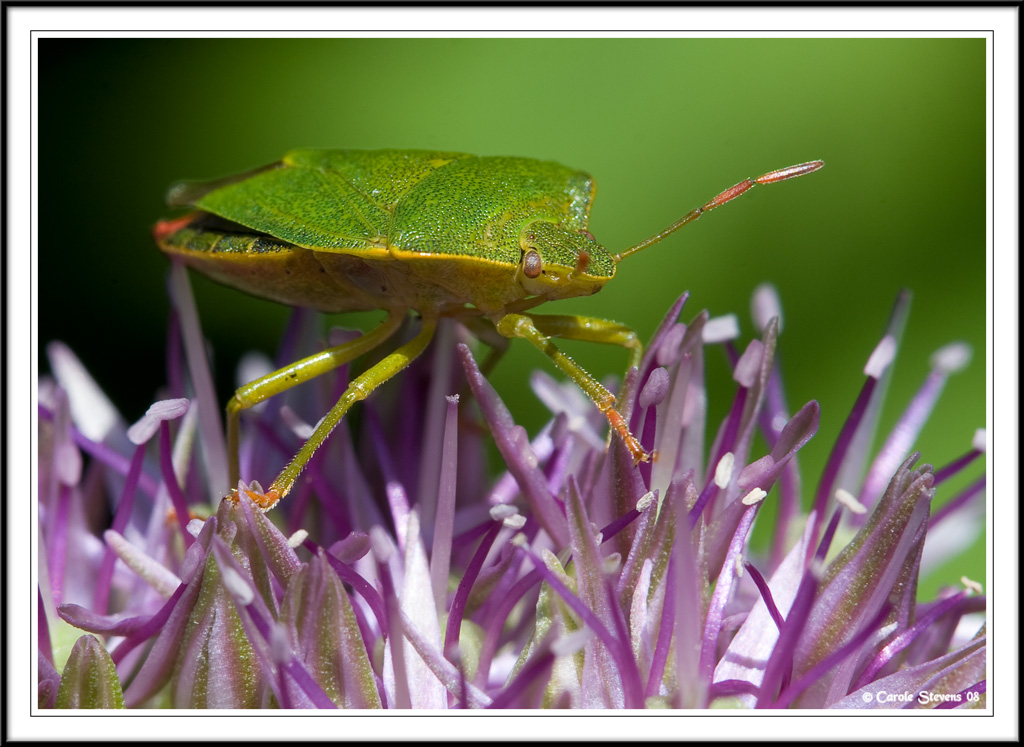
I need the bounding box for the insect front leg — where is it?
[226,308,405,491]
[235,316,438,512]
[522,312,643,385]
[494,312,650,464]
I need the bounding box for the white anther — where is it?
[714,453,735,489]
[703,314,741,344]
[503,514,527,530]
[741,488,767,506]
[221,565,255,605]
[771,414,788,434]
[489,504,519,521]
[864,335,897,379]
[960,576,983,594]
[930,342,972,374]
[835,488,868,515]
[752,283,783,334]
[603,553,622,574]
[636,491,656,512]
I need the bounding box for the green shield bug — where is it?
[154,149,822,511]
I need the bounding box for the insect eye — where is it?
[523,249,543,279]
[578,229,595,242]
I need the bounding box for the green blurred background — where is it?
[38,37,986,596]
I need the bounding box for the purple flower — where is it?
[38,273,985,710]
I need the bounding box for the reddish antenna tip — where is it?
[612,159,824,262]
[756,160,825,185]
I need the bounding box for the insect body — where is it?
[155,149,822,511]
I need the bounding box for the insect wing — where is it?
[185,149,471,252]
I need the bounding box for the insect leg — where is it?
[523,313,642,376]
[523,313,643,411]
[495,313,650,464]
[237,316,438,512]
[226,308,405,488]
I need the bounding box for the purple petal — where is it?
[415,320,459,543]
[444,521,503,660]
[397,510,446,708]
[933,428,985,486]
[94,444,149,613]
[565,478,640,708]
[58,601,166,638]
[327,532,371,564]
[512,535,638,704]
[46,341,123,443]
[857,342,971,511]
[168,262,228,500]
[699,505,758,685]
[38,652,61,709]
[156,425,192,554]
[638,366,670,410]
[790,454,934,707]
[429,395,460,611]
[280,551,381,708]
[637,292,689,385]
[398,609,491,708]
[811,291,911,542]
[458,344,568,547]
[37,403,160,500]
[670,479,707,708]
[650,311,709,496]
[852,589,972,690]
[210,531,340,709]
[237,496,304,588]
[487,648,556,709]
[531,371,605,451]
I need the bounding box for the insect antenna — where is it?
[611,160,824,263]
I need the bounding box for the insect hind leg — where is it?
[226,308,405,491]
[252,316,438,510]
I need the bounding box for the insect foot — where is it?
[610,408,652,465]
[226,479,282,513]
